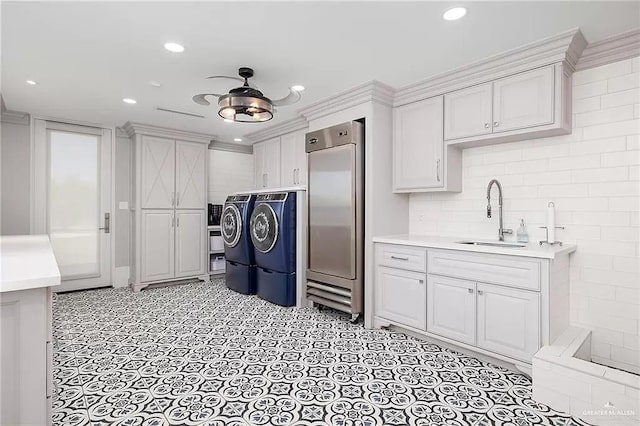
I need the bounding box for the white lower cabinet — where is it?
[175,210,206,278]
[476,282,540,362]
[141,210,175,282]
[376,266,426,330]
[427,275,476,345]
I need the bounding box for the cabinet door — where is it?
[375,266,426,330]
[493,66,554,133]
[280,132,298,187]
[427,275,476,345]
[176,141,206,209]
[264,137,281,188]
[254,142,266,189]
[444,83,493,140]
[476,282,540,362]
[141,210,175,282]
[394,96,444,191]
[175,210,206,278]
[141,136,175,208]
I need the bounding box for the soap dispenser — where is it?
[517,219,529,243]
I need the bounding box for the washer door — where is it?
[250,203,279,253]
[222,204,242,248]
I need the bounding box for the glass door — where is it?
[33,120,112,291]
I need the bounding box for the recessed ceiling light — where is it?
[233,138,242,142]
[164,42,184,53]
[26,80,37,85]
[443,6,467,21]
[149,81,162,87]
[223,119,234,123]
[291,85,305,92]
[122,98,137,104]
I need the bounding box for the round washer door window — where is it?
[250,203,279,253]
[222,204,242,247]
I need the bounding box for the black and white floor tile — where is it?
[53,279,589,425]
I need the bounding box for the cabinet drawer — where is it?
[428,249,540,291]
[376,244,427,273]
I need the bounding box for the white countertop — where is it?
[372,234,576,259]
[1,235,61,292]
[235,186,306,195]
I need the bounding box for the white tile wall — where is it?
[207,149,254,204]
[409,57,640,374]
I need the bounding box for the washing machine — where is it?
[249,192,296,306]
[222,194,256,294]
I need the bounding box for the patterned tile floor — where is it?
[52,279,589,426]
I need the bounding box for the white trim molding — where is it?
[393,28,587,107]
[208,140,253,154]
[1,109,30,125]
[245,116,308,144]
[122,121,215,144]
[576,28,640,71]
[299,80,395,122]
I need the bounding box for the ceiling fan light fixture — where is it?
[217,91,274,123]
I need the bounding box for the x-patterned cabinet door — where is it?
[176,141,206,209]
[141,136,176,209]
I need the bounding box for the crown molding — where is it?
[115,127,130,139]
[394,28,587,107]
[208,140,253,154]
[244,116,308,144]
[576,28,640,71]
[1,109,30,125]
[122,121,215,144]
[298,80,395,122]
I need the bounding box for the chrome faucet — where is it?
[486,179,513,241]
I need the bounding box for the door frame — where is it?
[30,115,116,289]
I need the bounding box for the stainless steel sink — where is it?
[457,240,527,248]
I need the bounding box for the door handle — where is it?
[293,168,296,185]
[171,215,175,227]
[176,216,180,227]
[176,191,180,206]
[171,192,175,206]
[436,159,441,182]
[98,213,110,233]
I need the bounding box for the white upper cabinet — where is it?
[141,136,175,208]
[394,96,444,191]
[280,129,307,187]
[175,141,206,209]
[476,282,540,362]
[254,136,285,189]
[175,210,206,278]
[444,83,493,141]
[493,65,554,133]
[253,142,266,189]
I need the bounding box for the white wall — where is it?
[207,149,254,204]
[0,118,31,235]
[409,56,640,374]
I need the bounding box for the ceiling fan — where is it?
[192,67,303,123]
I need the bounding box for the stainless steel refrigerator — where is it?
[305,120,363,321]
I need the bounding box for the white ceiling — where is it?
[2,1,639,143]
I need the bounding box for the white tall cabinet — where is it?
[125,123,209,291]
[254,137,281,189]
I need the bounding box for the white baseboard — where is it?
[114,266,130,288]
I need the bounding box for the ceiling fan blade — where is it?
[206,75,259,89]
[192,93,221,106]
[271,88,302,106]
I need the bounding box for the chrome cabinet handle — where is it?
[171,215,175,227]
[493,121,499,127]
[176,191,180,206]
[262,173,266,188]
[171,192,175,206]
[418,279,424,284]
[293,169,296,185]
[177,216,180,227]
[477,290,484,295]
[98,213,110,233]
[484,123,490,129]
[436,159,441,182]
[468,288,474,294]
[390,255,409,261]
